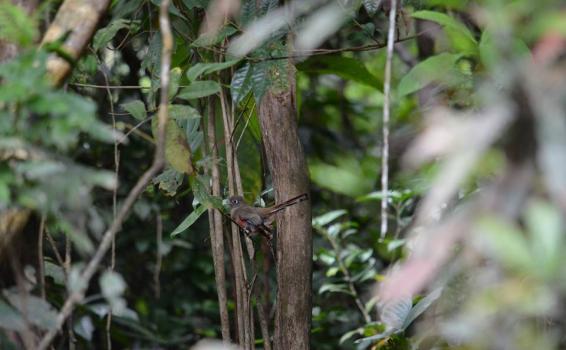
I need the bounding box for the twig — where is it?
[36,0,173,348]
[380,0,397,240]
[64,234,76,349]
[96,50,120,350]
[38,216,46,300]
[45,231,65,273]
[154,213,163,299]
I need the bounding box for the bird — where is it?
[228,193,309,240]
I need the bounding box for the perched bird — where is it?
[228,193,309,239]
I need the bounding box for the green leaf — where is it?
[313,210,347,227]
[397,53,467,97]
[379,295,412,330]
[525,200,563,276]
[170,204,207,236]
[152,117,194,174]
[477,216,532,272]
[231,63,253,104]
[169,67,182,97]
[362,0,381,15]
[251,61,270,102]
[309,156,377,197]
[297,55,382,90]
[100,271,127,300]
[402,288,442,330]
[121,100,147,121]
[0,3,37,47]
[326,266,339,277]
[169,104,201,121]
[93,19,131,51]
[177,80,221,100]
[4,291,57,331]
[0,300,25,331]
[412,10,477,55]
[186,60,240,81]
[192,25,237,47]
[318,283,352,295]
[153,167,184,196]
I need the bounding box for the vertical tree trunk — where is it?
[258,65,312,350]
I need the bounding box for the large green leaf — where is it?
[177,80,221,100]
[152,116,194,174]
[186,60,240,81]
[412,10,477,55]
[397,53,467,97]
[309,155,378,197]
[93,19,134,51]
[297,55,382,90]
[231,63,253,104]
[170,204,207,237]
[192,25,237,47]
[121,100,147,121]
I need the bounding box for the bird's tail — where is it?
[266,193,309,215]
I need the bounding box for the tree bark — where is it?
[207,97,231,342]
[41,0,111,85]
[258,68,312,350]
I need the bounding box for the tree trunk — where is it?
[258,66,312,350]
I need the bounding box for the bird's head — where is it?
[228,195,245,208]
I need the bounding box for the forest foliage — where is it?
[1,0,566,349]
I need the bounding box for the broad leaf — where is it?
[186,60,240,81]
[170,204,207,236]
[231,63,253,104]
[177,80,221,100]
[397,53,467,97]
[121,100,147,121]
[412,10,477,55]
[297,55,382,90]
[93,19,132,51]
[313,210,347,227]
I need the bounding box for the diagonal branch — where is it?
[380,0,397,240]
[36,0,173,348]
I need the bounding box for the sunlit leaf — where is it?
[313,210,347,227]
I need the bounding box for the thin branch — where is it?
[206,96,231,341]
[96,51,120,350]
[45,231,65,273]
[36,0,173,347]
[154,212,163,299]
[380,0,397,240]
[38,216,46,300]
